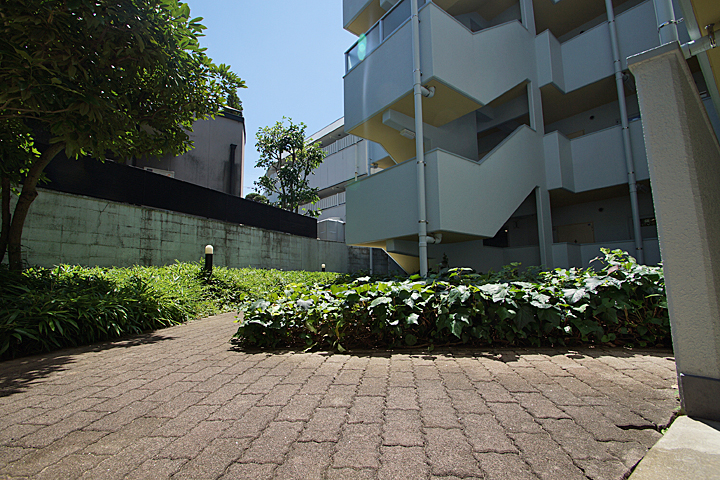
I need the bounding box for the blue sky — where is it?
[184,0,357,194]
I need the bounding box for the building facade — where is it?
[341,0,719,273]
[132,108,246,197]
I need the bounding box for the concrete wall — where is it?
[7,189,360,273]
[134,112,245,197]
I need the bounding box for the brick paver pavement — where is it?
[0,313,680,479]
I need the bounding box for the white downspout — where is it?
[653,0,680,44]
[605,0,644,264]
[411,0,429,276]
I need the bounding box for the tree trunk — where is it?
[0,176,10,264]
[7,143,65,271]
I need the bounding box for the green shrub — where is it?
[1,262,339,359]
[234,249,670,352]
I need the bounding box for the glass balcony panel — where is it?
[383,0,411,36]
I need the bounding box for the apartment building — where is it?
[340,0,720,274]
[300,118,392,238]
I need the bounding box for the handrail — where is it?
[345,0,429,73]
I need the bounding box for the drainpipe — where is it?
[411,0,432,276]
[605,0,644,264]
[228,143,237,195]
[653,0,679,45]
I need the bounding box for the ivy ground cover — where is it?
[235,250,670,352]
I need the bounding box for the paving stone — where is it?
[446,389,490,414]
[348,395,384,424]
[514,392,571,419]
[603,440,648,469]
[274,440,334,479]
[8,430,106,476]
[386,386,418,410]
[334,369,364,385]
[425,427,483,477]
[388,371,415,387]
[19,410,107,447]
[0,314,681,480]
[416,380,449,402]
[511,432,587,480]
[34,453,108,480]
[276,394,322,422]
[379,446,429,480]
[158,420,229,459]
[440,372,474,390]
[475,381,514,403]
[357,376,387,396]
[79,436,174,479]
[218,462,276,479]
[326,467,377,479]
[475,452,536,480]
[256,384,301,407]
[561,405,630,441]
[535,383,585,406]
[575,458,629,480]
[383,409,424,447]
[319,385,356,408]
[461,414,517,453]
[207,393,263,421]
[85,417,166,455]
[299,408,348,442]
[127,458,186,479]
[487,402,543,433]
[240,421,303,464]
[332,424,381,469]
[420,398,462,428]
[539,418,614,461]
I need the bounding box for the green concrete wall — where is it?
[7,189,351,272]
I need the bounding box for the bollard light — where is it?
[205,245,214,274]
[321,263,326,272]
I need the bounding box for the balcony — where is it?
[535,0,659,93]
[344,0,534,163]
[543,119,649,193]
[346,125,544,246]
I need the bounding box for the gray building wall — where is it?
[134,110,245,197]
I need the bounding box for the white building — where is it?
[340,0,720,274]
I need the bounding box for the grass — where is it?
[0,262,340,359]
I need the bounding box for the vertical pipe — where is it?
[369,247,374,274]
[411,0,429,277]
[653,0,680,45]
[605,0,644,264]
[228,143,237,195]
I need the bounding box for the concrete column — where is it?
[519,0,536,36]
[535,186,554,269]
[629,43,720,421]
[528,81,553,269]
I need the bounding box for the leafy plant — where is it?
[234,249,670,352]
[0,262,339,359]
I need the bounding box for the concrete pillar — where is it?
[535,186,554,269]
[629,43,720,421]
[519,0,536,36]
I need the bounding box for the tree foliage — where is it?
[0,0,245,270]
[245,192,269,204]
[254,118,326,215]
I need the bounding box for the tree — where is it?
[0,0,245,270]
[254,118,326,215]
[245,192,269,204]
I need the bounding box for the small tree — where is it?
[0,0,245,270]
[255,118,326,215]
[245,192,269,204]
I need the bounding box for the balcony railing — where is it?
[345,0,428,73]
